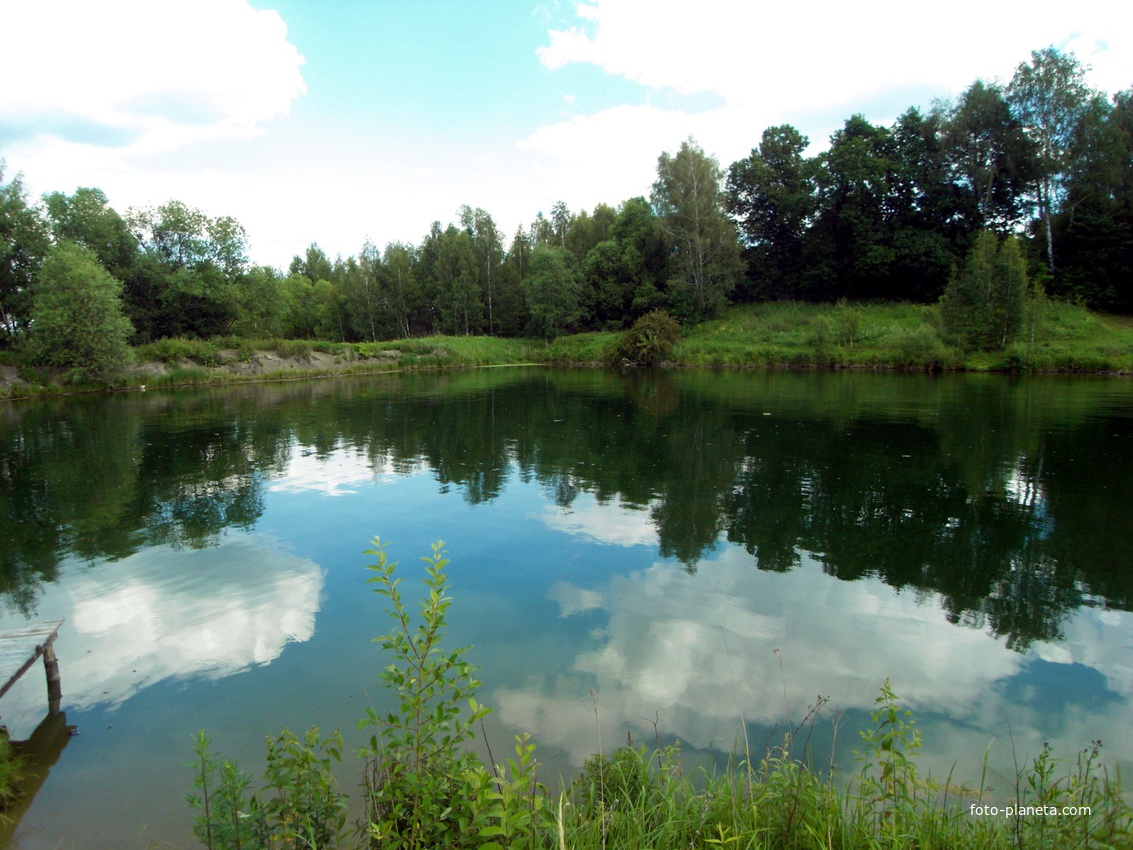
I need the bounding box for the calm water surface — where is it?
[0,368,1131,848]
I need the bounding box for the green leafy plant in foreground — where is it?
[358,538,489,848]
[359,538,548,849]
[189,726,347,849]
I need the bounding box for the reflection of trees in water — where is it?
[2,370,1130,648]
[0,394,280,614]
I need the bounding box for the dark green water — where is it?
[1,368,1131,848]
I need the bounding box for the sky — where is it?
[2,0,1131,269]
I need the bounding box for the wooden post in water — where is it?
[0,620,65,713]
[44,641,61,715]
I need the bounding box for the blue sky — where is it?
[2,0,1130,268]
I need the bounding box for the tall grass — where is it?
[554,682,1131,849]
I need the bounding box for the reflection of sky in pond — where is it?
[0,538,320,737]
[258,442,1133,786]
[266,441,427,496]
[538,492,658,548]
[489,543,1133,783]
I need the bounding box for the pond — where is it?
[0,367,1130,848]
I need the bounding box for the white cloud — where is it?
[0,0,306,155]
[539,1,1130,107]
[527,0,1133,204]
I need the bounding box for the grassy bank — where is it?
[3,300,1131,399]
[545,300,1133,372]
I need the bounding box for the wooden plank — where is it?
[0,620,64,702]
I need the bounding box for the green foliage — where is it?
[274,339,312,360]
[358,538,494,849]
[575,745,658,816]
[854,678,926,839]
[472,733,548,850]
[0,162,50,345]
[611,309,682,366]
[941,231,1029,350]
[28,242,134,382]
[522,246,584,339]
[188,727,347,850]
[260,727,348,848]
[0,733,25,812]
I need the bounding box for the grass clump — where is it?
[0,734,25,812]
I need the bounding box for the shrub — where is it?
[610,310,682,366]
[941,232,1028,351]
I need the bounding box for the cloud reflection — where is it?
[492,545,1133,778]
[0,538,320,735]
[538,493,658,547]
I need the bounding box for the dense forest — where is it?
[1,47,1130,375]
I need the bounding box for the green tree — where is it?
[434,226,483,336]
[381,242,423,339]
[727,124,816,300]
[1052,89,1133,309]
[808,115,894,300]
[1007,47,1095,273]
[312,278,348,341]
[883,107,968,301]
[459,206,503,335]
[610,196,668,316]
[43,187,138,281]
[279,273,317,338]
[582,239,631,329]
[29,242,133,381]
[290,243,334,284]
[523,246,583,338]
[0,162,50,343]
[126,200,247,339]
[652,139,742,319]
[944,80,1035,231]
[494,227,531,337]
[940,231,1028,350]
[343,241,385,342]
[232,265,286,337]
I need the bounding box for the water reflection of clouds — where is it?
[538,493,658,547]
[270,443,436,497]
[268,444,390,496]
[0,538,321,736]
[493,546,1133,775]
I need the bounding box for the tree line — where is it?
[0,47,1130,375]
